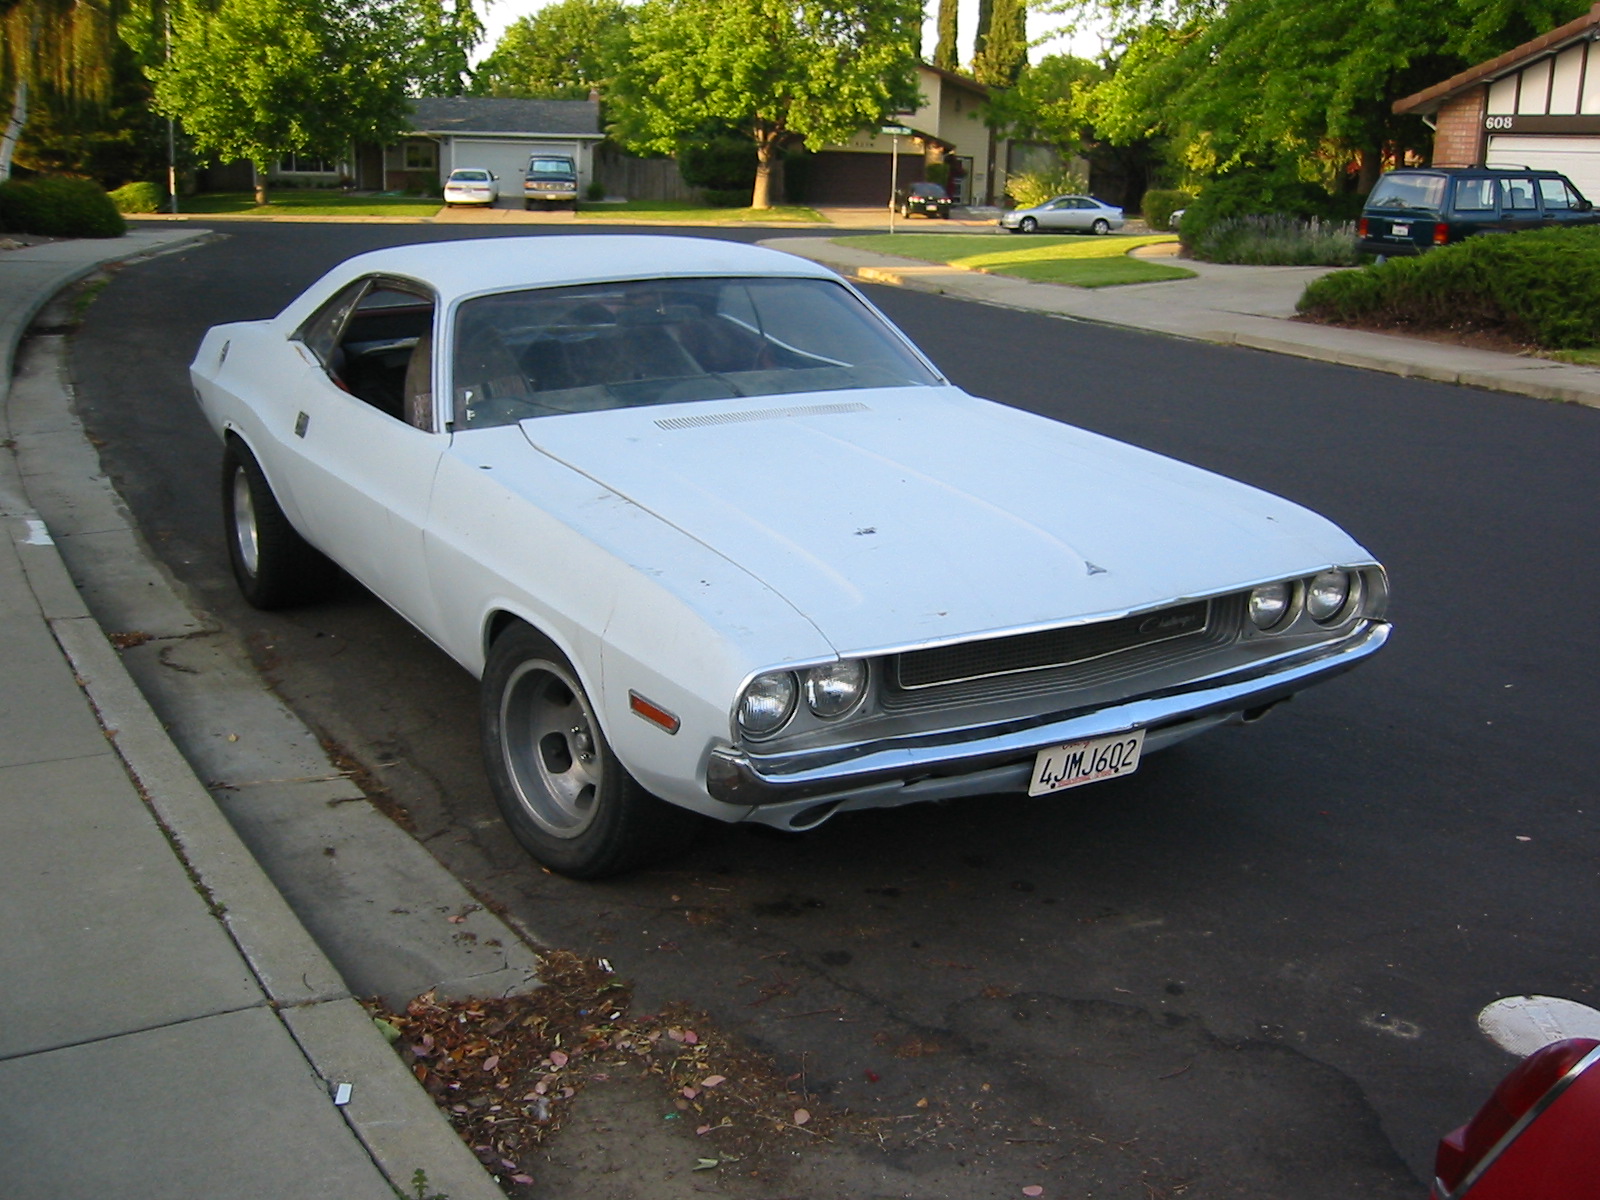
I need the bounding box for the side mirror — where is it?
[1578,198,1593,212]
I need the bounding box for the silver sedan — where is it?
[1001,194,1125,235]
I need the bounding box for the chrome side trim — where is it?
[1438,1042,1600,1200]
[706,622,1389,807]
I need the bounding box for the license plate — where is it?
[1029,729,1144,795]
[1390,223,1410,236]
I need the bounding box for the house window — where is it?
[404,142,437,171]
[278,153,336,174]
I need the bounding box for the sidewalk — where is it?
[0,230,503,1200]
[773,234,1600,408]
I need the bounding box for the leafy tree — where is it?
[933,0,958,72]
[152,0,412,203]
[971,0,1026,86]
[471,0,629,99]
[612,0,921,208]
[405,0,483,96]
[1050,0,1591,191]
[987,53,1102,148]
[0,0,125,178]
[17,38,175,187]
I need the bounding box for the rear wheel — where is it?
[1091,218,1111,235]
[221,439,334,609]
[481,625,702,879]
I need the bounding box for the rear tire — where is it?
[1091,218,1111,235]
[221,438,334,610]
[481,625,702,879]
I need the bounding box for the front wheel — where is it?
[1091,218,1111,235]
[221,439,334,610]
[481,625,702,879]
[1018,216,1038,234]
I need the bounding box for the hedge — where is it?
[1297,224,1600,349]
[109,181,165,214]
[0,177,125,237]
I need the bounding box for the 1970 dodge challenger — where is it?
[191,236,1389,877]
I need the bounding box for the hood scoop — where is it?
[655,400,871,431]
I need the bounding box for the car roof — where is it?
[1381,166,1570,178]
[275,235,841,326]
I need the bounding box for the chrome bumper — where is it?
[706,622,1389,811]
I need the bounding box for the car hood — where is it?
[516,387,1374,655]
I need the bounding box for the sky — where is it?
[470,0,1108,68]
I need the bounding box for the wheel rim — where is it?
[499,659,603,839]
[1093,219,1109,235]
[231,467,260,579]
[1021,217,1037,232]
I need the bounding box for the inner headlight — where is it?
[737,671,797,736]
[803,660,867,719]
[1306,570,1354,623]
[1248,582,1294,630]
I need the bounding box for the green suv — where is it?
[1357,167,1598,258]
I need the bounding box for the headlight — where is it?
[803,660,867,719]
[737,671,796,736]
[1306,570,1355,623]
[1248,582,1293,630]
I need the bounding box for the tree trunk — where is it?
[0,79,29,183]
[751,134,778,210]
[1357,146,1382,194]
[253,162,269,206]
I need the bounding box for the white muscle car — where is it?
[191,235,1389,878]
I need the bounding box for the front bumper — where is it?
[706,622,1388,816]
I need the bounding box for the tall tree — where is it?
[0,0,125,178]
[971,0,1026,85]
[152,0,411,203]
[471,0,630,99]
[405,0,482,96]
[612,0,921,208]
[933,0,958,72]
[1052,0,1590,190]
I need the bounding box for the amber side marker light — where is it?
[629,690,681,734]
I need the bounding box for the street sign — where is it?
[880,125,912,136]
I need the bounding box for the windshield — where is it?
[529,158,574,177]
[1367,174,1447,211]
[451,170,489,182]
[451,276,941,429]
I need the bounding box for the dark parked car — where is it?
[896,181,953,218]
[1358,167,1599,258]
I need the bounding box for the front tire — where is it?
[1019,216,1038,233]
[221,438,334,610]
[481,625,702,879]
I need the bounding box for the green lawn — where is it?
[176,192,444,217]
[844,232,1195,287]
[576,199,825,222]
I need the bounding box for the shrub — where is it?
[1141,188,1193,230]
[677,135,755,193]
[1192,214,1361,266]
[1297,225,1600,349]
[0,177,125,237]
[1005,165,1089,209]
[924,160,949,188]
[1181,172,1345,254]
[700,187,750,208]
[584,180,605,201]
[109,181,165,214]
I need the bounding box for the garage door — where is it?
[444,140,552,205]
[805,152,923,205]
[1486,135,1600,204]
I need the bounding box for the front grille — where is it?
[882,597,1242,713]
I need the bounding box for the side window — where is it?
[1453,179,1497,212]
[1501,178,1538,211]
[1538,178,1578,211]
[295,276,437,429]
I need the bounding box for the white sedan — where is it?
[191,236,1389,878]
[442,168,498,206]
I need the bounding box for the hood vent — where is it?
[655,401,870,431]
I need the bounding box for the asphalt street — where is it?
[64,221,1600,1198]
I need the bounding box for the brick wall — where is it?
[1431,89,1487,166]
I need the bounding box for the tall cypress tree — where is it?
[972,0,1025,85]
[933,0,957,71]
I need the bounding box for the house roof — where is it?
[406,97,602,138]
[1393,2,1600,114]
[918,61,991,100]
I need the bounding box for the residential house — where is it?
[1394,2,1600,199]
